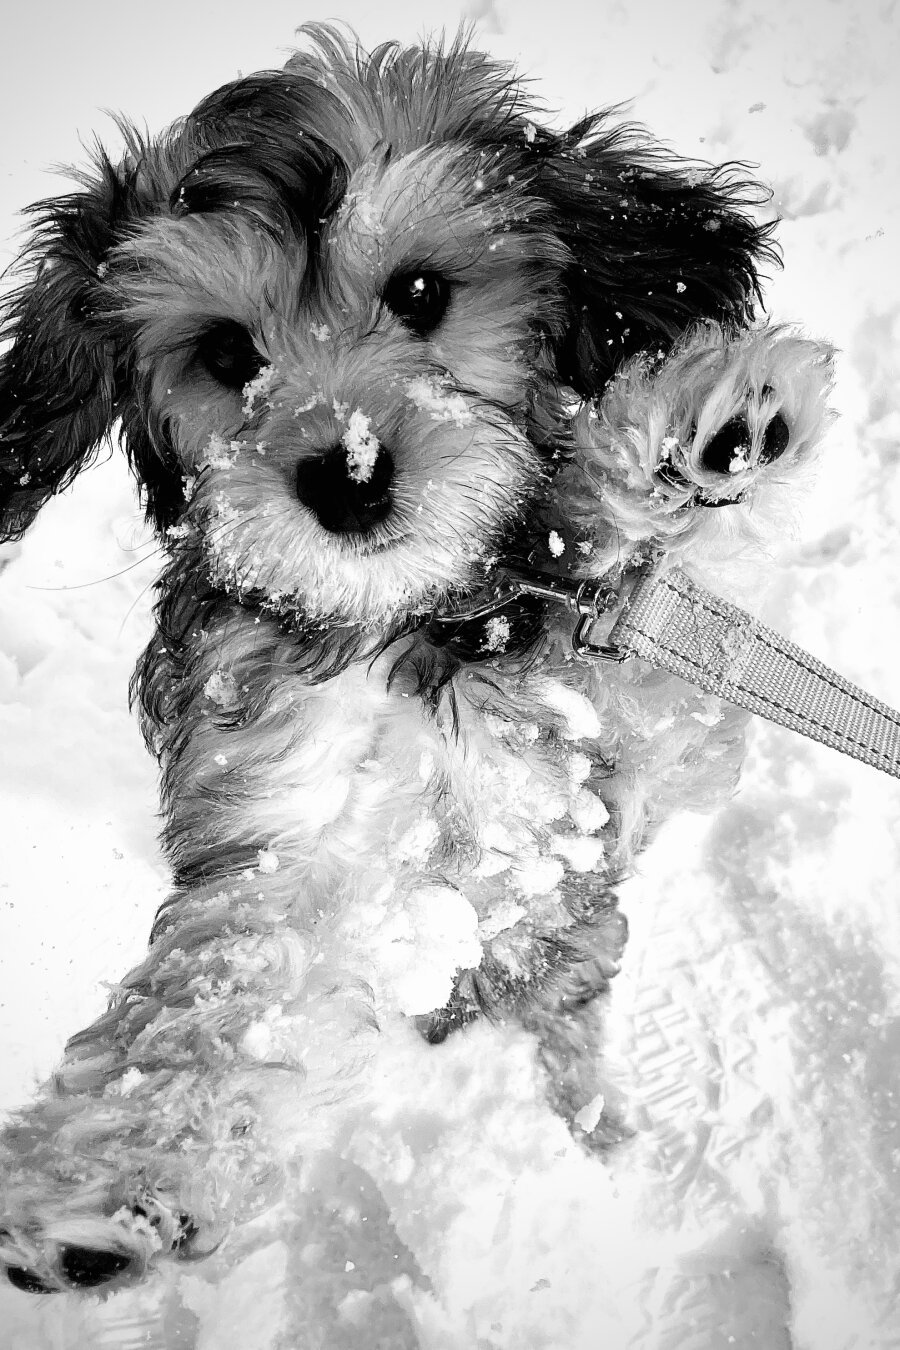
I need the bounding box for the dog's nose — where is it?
[295,443,395,533]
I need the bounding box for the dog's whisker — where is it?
[26,546,164,592]
[118,573,166,639]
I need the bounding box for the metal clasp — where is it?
[570,578,629,661]
[432,567,629,661]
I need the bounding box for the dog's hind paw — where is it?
[0,1192,200,1295]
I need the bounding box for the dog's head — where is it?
[0,26,775,629]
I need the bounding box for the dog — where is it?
[0,25,832,1298]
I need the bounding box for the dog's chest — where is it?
[284,656,613,946]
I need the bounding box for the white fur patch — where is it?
[559,323,834,585]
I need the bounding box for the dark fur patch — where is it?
[530,116,778,395]
[0,154,136,539]
[173,73,354,250]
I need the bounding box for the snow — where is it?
[202,669,239,709]
[256,848,280,875]
[480,614,511,652]
[241,363,276,418]
[348,882,482,1016]
[547,529,565,558]
[541,681,603,740]
[573,1090,606,1134]
[1,2,899,1347]
[199,433,240,470]
[342,408,381,483]
[405,375,473,426]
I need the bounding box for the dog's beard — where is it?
[184,395,547,634]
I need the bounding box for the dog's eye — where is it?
[196,322,264,391]
[382,271,451,336]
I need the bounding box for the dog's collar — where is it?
[435,556,900,779]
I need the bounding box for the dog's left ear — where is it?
[0,153,138,542]
[535,116,778,397]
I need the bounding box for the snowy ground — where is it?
[1,1,899,1346]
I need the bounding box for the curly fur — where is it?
[0,25,830,1298]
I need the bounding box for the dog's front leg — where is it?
[0,859,376,1294]
[0,596,389,1294]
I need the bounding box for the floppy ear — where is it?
[0,153,137,542]
[535,116,778,397]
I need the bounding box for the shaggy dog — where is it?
[0,27,830,1296]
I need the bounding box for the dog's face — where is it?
[115,131,567,626]
[0,26,774,630]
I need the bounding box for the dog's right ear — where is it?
[0,152,137,542]
[531,115,779,400]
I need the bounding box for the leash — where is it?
[434,559,900,779]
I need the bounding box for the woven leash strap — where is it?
[608,566,900,779]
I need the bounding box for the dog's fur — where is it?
[0,26,831,1296]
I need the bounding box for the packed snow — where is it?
[1,1,898,1347]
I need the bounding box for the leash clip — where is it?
[435,567,627,660]
[504,571,626,661]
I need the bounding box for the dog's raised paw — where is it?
[0,1197,199,1295]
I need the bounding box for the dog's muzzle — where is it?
[295,444,395,533]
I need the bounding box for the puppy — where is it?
[0,25,829,1296]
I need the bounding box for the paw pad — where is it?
[6,1264,55,1294]
[59,1244,131,1288]
[699,415,752,475]
[759,410,790,465]
[1,1199,200,1294]
[695,403,793,506]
